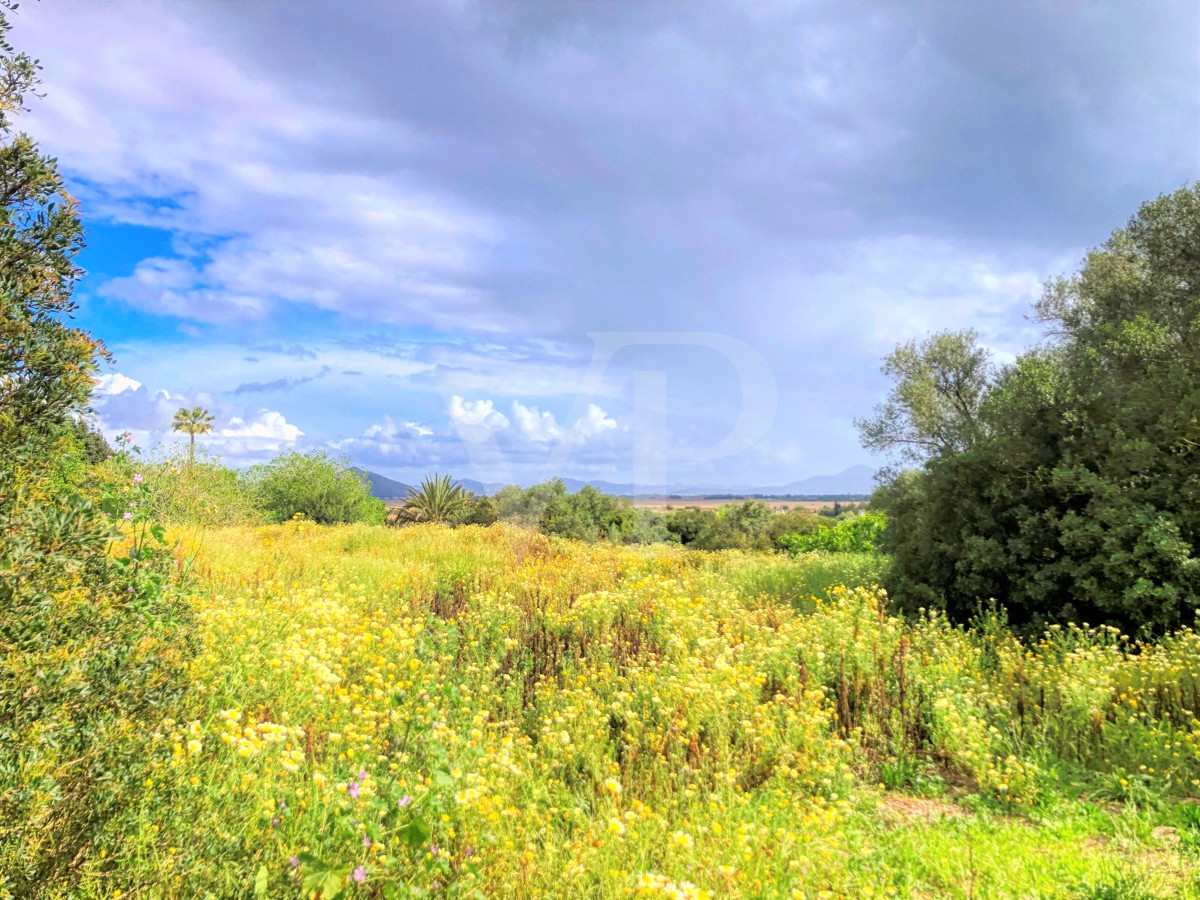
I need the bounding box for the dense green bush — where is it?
[242,450,385,525]
[448,494,499,527]
[780,511,886,554]
[865,184,1200,633]
[540,483,635,542]
[665,500,819,551]
[494,479,569,527]
[627,508,679,544]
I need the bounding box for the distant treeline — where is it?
[79,439,878,554]
[687,493,868,502]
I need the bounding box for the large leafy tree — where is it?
[0,7,93,485]
[867,184,1200,634]
[856,329,993,473]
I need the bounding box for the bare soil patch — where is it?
[877,794,967,826]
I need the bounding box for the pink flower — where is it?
[132,473,143,484]
[397,795,412,808]
[122,511,133,521]
[352,866,367,883]
[362,836,372,848]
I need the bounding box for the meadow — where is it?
[46,521,1200,899]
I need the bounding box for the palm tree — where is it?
[391,474,472,525]
[172,405,215,463]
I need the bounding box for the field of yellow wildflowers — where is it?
[39,523,1200,898]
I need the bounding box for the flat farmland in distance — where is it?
[631,496,864,513]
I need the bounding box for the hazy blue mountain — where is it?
[359,465,876,500]
[354,468,413,500]
[774,464,877,496]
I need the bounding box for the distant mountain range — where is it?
[357,464,876,501]
[353,469,413,500]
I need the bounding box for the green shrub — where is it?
[665,500,777,550]
[540,484,635,542]
[0,12,194,886]
[242,450,385,525]
[449,494,499,527]
[780,511,887,554]
[123,445,263,528]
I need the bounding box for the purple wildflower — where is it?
[352,866,368,884]
[271,817,280,826]
[289,856,300,868]
[358,769,367,780]
[347,781,361,799]
[397,795,412,808]
[132,473,143,484]
[362,835,372,848]
[122,511,133,521]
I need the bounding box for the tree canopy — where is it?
[867,183,1200,634]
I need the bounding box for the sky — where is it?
[16,0,1200,487]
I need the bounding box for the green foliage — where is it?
[130,445,262,527]
[627,508,679,545]
[494,479,568,527]
[492,479,641,543]
[0,13,92,489]
[665,500,782,551]
[869,184,1200,634]
[394,473,474,525]
[70,417,113,465]
[0,8,192,889]
[780,511,887,554]
[705,550,888,609]
[540,483,635,542]
[448,494,499,527]
[0,456,194,895]
[243,450,385,525]
[856,329,993,471]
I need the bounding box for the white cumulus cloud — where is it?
[574,403,617,440]
[448,396,511,431]
[94,372,144,395]
[511,401,563,443]
[220,410,303,443]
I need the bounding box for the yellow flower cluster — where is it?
[110,522,1200,898]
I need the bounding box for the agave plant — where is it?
[391,474,472,525]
